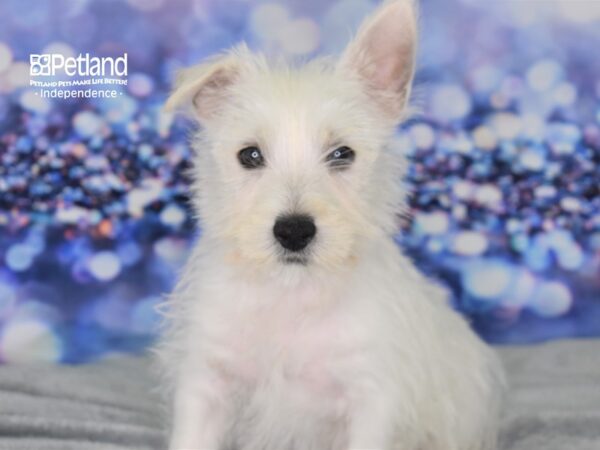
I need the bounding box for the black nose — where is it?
[273,215,316,252]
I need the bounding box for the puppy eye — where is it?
[326,146,355,169]
[238,146,265,169]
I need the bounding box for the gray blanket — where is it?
[0,339,598,450]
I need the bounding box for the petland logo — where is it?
[30,53,127,77]
[29,53,128,99]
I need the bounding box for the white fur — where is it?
[157,1,504,449]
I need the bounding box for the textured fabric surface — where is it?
[0,339,598,449]
[498,339,600,450]
[0,356,165,449]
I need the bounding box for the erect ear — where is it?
[338,0,418,121]
[164,50,244,123]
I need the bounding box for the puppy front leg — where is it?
[346,388,397,450]
[169,369,229,450]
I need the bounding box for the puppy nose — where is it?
[273,215,316,252]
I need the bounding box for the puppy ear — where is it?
[164,51,242,122]
[338,0,418,120]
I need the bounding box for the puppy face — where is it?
[166,1,417,279]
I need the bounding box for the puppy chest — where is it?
[205,308,354,402]
[218,321,352,450]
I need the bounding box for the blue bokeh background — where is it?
[0,0,599,363]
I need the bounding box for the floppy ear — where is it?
[164,52,242,123]
[338,0,418,121]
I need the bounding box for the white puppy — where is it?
[158,1,504,449]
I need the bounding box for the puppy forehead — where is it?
[230,66,364,143]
